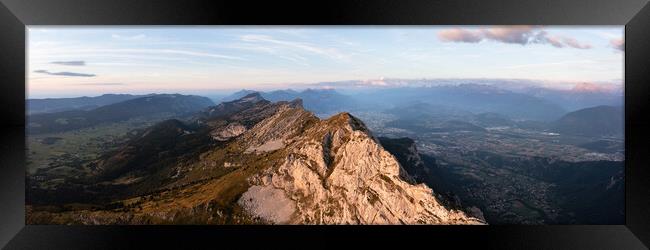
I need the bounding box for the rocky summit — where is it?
[27,94,484,225]
[237,103,483,224]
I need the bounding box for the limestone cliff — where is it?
[27,95,484,225]
[236,102,484,224]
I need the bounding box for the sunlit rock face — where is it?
[211,122,247,141]
[26,94,484,225]
[237,103,485,225]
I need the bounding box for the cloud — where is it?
[438,26,592,49]
[154,49,244,60]
[240,34,349,60]
[92,49,244,60]
[483,26,538,45]
[534,31,565,48]
[36,48,245,62]
[503,59,598,69]
[33,70,96,77]
[50,60,86,66]
[111,34,147,41]
[35,48,245,63]
[571,82,620,93]
[438,28,483,43]
[610,38,624,51]
[561,37,592,49]
[73,83,125,86]
[533,31,592,49]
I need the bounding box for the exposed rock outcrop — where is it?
[29,95,484,225]
[237,103,484,225]
[211,122,247,141]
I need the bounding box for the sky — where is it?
[28,26,624,98]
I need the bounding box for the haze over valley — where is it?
[26,26,623,225]
[26,80,623,224]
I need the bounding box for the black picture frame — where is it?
[1,0,649,249]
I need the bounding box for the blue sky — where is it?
[28,26,623,98]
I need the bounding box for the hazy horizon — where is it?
[28,26,623,98]
[26,26,625,225]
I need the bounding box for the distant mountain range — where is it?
[31,86,618,138]
[552,105,624,138]
[222,89,356,115]
[27,94,214,134]
[354,84,567,121]
[27,94,149,115]
[519,86,623,112]
[27,93,484,225]
[384,102,518,129]
[222,84,578,121]
[29,78,621,123]
[25,79,625,226]
[383,100,624,139]
[28,91,621,139]
[306,79,622,113]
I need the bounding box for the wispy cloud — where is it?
[111,34,147,41]
[588,30,621,40]
[210,43,315,66]
[65,48,243,61]
[485,26,539,44]
[503,60,598,69]
[438,28,483,43]
[610,38,624,52]
[50,60,86,66]
[153,49,244,60]
[558,36,592,49]
[33,70,96,77]
[438,26,592,49]
[533,31,592,49]
[27,27,623,94]
[241,34,349,60]
[73,82,125,86]
[31,48,246,63]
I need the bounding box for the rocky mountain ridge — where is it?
[27,94,484,225]
[236,103,483,224]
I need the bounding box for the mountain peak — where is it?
[233,89,256,95]
[571,82,620,93]
[236,105,484,224]
[242,92,262,98]
[324,112,369,133]
[32,96,484,225]
[288,98,303,108]
[552,105,623,137]
[238,92,264,102]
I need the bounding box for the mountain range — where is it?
[384,100,623,138]
[27,93,484,225]
[221,89,356,115]
[520,85,623,111]
[27,94,148,115]
[552,105,624,138]
[25,79,624,225]
[343,84,566,121]
[27,94,214,134]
